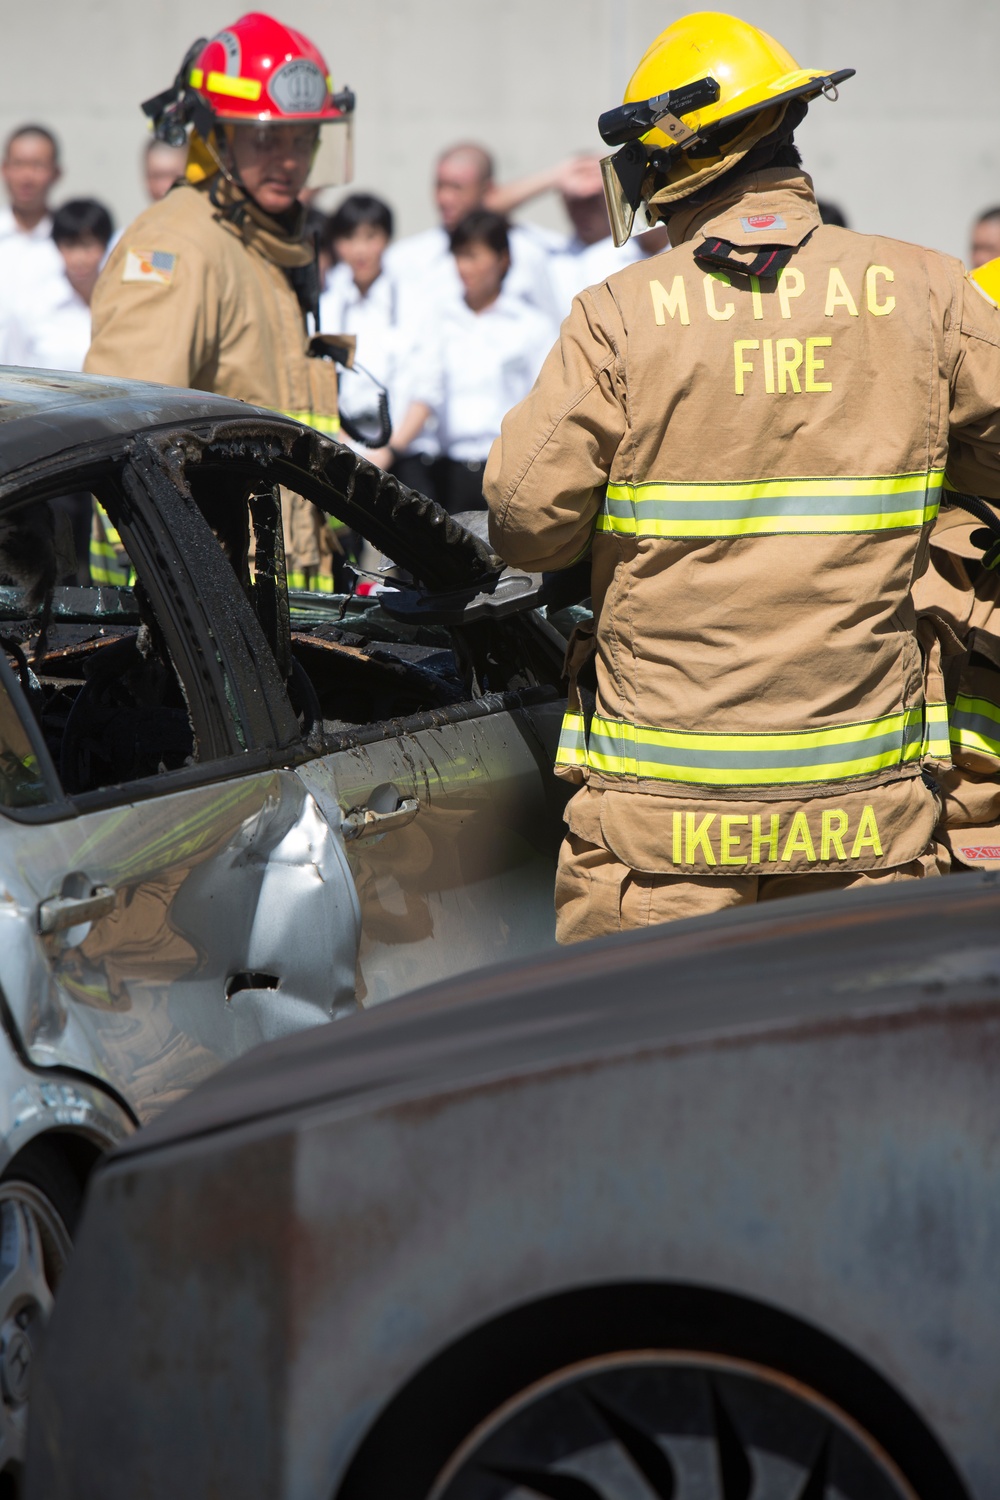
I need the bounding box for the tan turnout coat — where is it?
[486,170,1000,879]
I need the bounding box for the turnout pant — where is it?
[555,826,950,944]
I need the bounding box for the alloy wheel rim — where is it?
[430,1351,919,1500]
[0,1182,71,1480]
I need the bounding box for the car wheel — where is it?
[0,1162,75,1496]
[428,1352,917,1499]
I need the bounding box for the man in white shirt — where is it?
[0,125,64,300]
[540,155,646,317]
[0,124,60,244]
[143,139,188,204]
[387,211,556,512]
[384,143,558,323]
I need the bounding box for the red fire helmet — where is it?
[188,12,351,123]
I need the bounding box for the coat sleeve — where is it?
[945,274,1000,499]
[484,284,627,572]
[84,233,220,389]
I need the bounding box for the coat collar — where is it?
[200,175,315,270]
[667,170,822,253]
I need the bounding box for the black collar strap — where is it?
[694,236,795,279]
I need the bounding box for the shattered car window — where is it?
[0,490,194,799]
[179,448,563,747]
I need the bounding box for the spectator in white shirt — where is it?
[143,138,188,204]
[387,211,556,513]
[544,155,646,317]
[2,198,114,583]
[384,144,558,323]
[0,125,64,313]
[0,125,61,245]
[319,193,400,441]
[321,192,443,491]
[2,198,113,372]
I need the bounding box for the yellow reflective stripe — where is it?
[90,501,133,585]
[922,700,951,759]
[598,471,944,538]
[561,709,932,787]
[281,410,341,435]
[285,569,337,594]
[196,70,263,102]
[555,711,588,767]
[93,502,122,547]
[950,693,1000,761]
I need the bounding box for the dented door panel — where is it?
[297,705,561,1007]
[0,769,359,1122]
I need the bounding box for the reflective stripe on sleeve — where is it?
[922,700,951,760]
[556,711,589,767]
[555,708,938,786]
[597,471,944,539]
[950,693,1000,762]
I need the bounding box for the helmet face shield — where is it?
[309,115,353,189]
[217,116,352,203]
[601,142,650,247]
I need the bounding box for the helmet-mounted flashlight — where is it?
[599,76,720,148]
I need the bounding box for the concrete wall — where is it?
[0,2,996,261]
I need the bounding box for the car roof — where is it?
[0,368,294,477]
[0,369,504,592]
[117,872,1000,1160]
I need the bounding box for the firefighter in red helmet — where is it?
[86,12,355,589]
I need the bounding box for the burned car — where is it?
[26,871,1000,1500]
[0,370,571,1482]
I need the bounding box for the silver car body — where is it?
[0,370,570,1480]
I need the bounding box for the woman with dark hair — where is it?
[384,209,556,512]
[318,192,421,479]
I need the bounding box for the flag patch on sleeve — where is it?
[122,249,177,285]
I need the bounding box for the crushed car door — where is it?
[298,687,565,1005]
[0,451,359,1123]
[194,435,582,1006]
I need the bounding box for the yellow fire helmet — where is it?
[970,256,1000,307]
[599,12,854,245]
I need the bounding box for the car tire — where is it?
[0,1145,78,1497]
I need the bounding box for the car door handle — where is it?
[38,885,117,934]
[341,798,420,842]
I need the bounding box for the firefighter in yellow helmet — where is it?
[85,12,355,590]
[484,11,1000,941]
